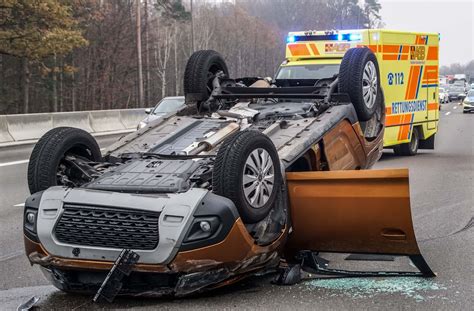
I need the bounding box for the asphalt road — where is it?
[0,102,472,310]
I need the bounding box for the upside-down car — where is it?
[23,48,434,302]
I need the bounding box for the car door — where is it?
[286,168,424,256]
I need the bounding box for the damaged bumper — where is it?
[24,187,284,296]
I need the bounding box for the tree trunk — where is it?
[71,55,76,111]
[59,58,63,111]
[22,58,30,114]
[174,23,179,96]
[52,55,58,112]
[144,0,150,105]
[136,0,144,108]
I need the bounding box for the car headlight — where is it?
[137,121,148,129]
[23,191,43,242]
[183,217,220,242]
[24,209,37,233]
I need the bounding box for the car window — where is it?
[468,90,474,97]
[153,98,184,114]
[276,64,340,80]
[439,88,445,92]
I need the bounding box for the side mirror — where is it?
[145,108,152,114]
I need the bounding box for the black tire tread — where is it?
[393,127,419,156]
[28,127,101,194]
[339,47,380,121]
[183,50,228,102]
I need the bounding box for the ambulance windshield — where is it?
[276,64,340,80]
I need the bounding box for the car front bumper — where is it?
[463,102,474,112]
[23,187,286,295]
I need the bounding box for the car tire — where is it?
[28,127,102,194]
[213,130,282,224]
[183,50,229,103]
[393,127,420,156]
[339,47,381,121]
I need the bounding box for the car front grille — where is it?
[54,204,160,250]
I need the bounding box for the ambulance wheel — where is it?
[393,127,420,156]
[28,127,102,194]
[339,47,381,121]
[184,50,229,104]
[213,130,282,224]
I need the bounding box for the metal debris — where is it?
[17,296,39,311]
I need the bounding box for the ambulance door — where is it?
[426,34,439,130]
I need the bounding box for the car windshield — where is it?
[439,88,445,92]
[276,64,340,80]
[153,98,184,114]
[451,87,464,92]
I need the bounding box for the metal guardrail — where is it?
[0,109,145,147]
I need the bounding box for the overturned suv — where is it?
[24,48,434,301]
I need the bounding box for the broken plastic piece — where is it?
[273,264,302,285]
[17,296,39,311]
[298,251,435,278]
[93,249,140,303]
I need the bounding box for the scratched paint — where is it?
[305,277,447,301]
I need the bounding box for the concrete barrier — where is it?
[120,109,146,129]
[0,109,145,148]
[52,111,93,133]
[6,113,53,141]
[0,116,14,143]
[89,110,125,133]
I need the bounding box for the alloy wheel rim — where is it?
[362,61,378,109]
[242,148,274,208]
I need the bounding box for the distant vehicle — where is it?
[448,86,466,101]
[137,96,185,129]
[454,73,467,81]
[438,87,449,104]
[470,83,474,89]
[462,90,474,113]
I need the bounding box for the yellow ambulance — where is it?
[277,29,439,155]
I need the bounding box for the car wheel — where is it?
[213,130,282,224]
[183,50,229,104]
[339,47,381,121]
[393,127,420,156]
[28,127,102,194]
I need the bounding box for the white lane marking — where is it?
[453,106,457,110]
[14,203,25,207]
[0,148,106,167]
[0,159,29,167]
[0,251,23,262]
[445,111,451,116]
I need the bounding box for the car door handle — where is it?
[381,228,407,241]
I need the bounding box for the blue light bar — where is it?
[349,33,362,41]
[337,34,343,41]
[287,35,296,43]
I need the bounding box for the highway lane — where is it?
[0,102,472,309]
[0,134,126,290]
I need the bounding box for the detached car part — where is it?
[23,48,434,302]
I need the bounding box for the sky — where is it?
[378,0,473,66]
